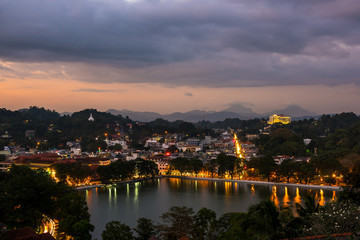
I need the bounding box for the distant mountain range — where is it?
[105,104,319,122]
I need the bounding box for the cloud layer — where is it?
[1,0,360,87]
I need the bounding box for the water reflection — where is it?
[250,184,255,196]
[271,186,279,207]
[134,182,139,202]
[225,182,231,195]
[283,187,290,208]
[319,189,325,206]
[82,179,338,240]
[294,187,301,206]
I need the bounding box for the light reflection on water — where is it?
[283,187,290,208]
[83,178,338,239]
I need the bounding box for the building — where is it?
[267,114,291,125]
[13,153,61,170]
[186,138,200,146]
[88,113,94,121]
[0,161,12,172]
[273,155,292,165]
[147,154,171,174]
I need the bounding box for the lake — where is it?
[82,177,338,239]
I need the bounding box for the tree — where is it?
[311,151,343,176]
[256,155,276,182]
[279,159,295,183]
[242,200,282,239]
[72,220,95,240]
[53,163,72,182]
[205,158,218,178]
[55,185,94,240]
[0,165,58,229]
[216,212,247,240]
[136,159,159,178]
[295,162,316,184]
[188,159,203,176]
[52,163,93,185]
[295,195,319,218]
[304,201,360,237]
[134,218,156,240]
[193,208,217,240]
[167,145,179,154]
[102,221,134,240]
[96,165,113,182]
[171,158,189,176]
[157,206,195,240]
[324,176,336,186]
[0,165,94,239]
[234,158,245,176]
[70,163,93,184]
[216,153,237,179]
[108,143,123,151]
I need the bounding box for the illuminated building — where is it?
[267,114,291,125]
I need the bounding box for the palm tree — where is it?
[295,195,319,217]
[242,200,282,240]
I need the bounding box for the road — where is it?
[233,133,244,158]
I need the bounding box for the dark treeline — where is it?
[71,152,340,186]
[167,153,342,185]
[51,158,159,185]
[96,158,159,182]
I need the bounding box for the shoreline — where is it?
[75,176,166,190]
[76,184,105,190]
[76,175,341,191]
[167,176,342,190]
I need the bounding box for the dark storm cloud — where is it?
[1,0,360,87]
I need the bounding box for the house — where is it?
[273,155,291,165]
[186,138,200,146]
[0,161,12,172]
[105,139,128,150]
[246,134,259,140]
[178,145,202,152]
[147,154,171,174]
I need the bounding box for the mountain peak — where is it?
[266,105,317,118]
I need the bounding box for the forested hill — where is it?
[0,107,360,155]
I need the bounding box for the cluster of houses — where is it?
[0,129,256,175]
[0,113,315,178]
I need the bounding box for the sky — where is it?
[1,0,360,114]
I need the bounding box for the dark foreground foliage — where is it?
[0,165,94,240]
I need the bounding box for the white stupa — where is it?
[88,113,94,121]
